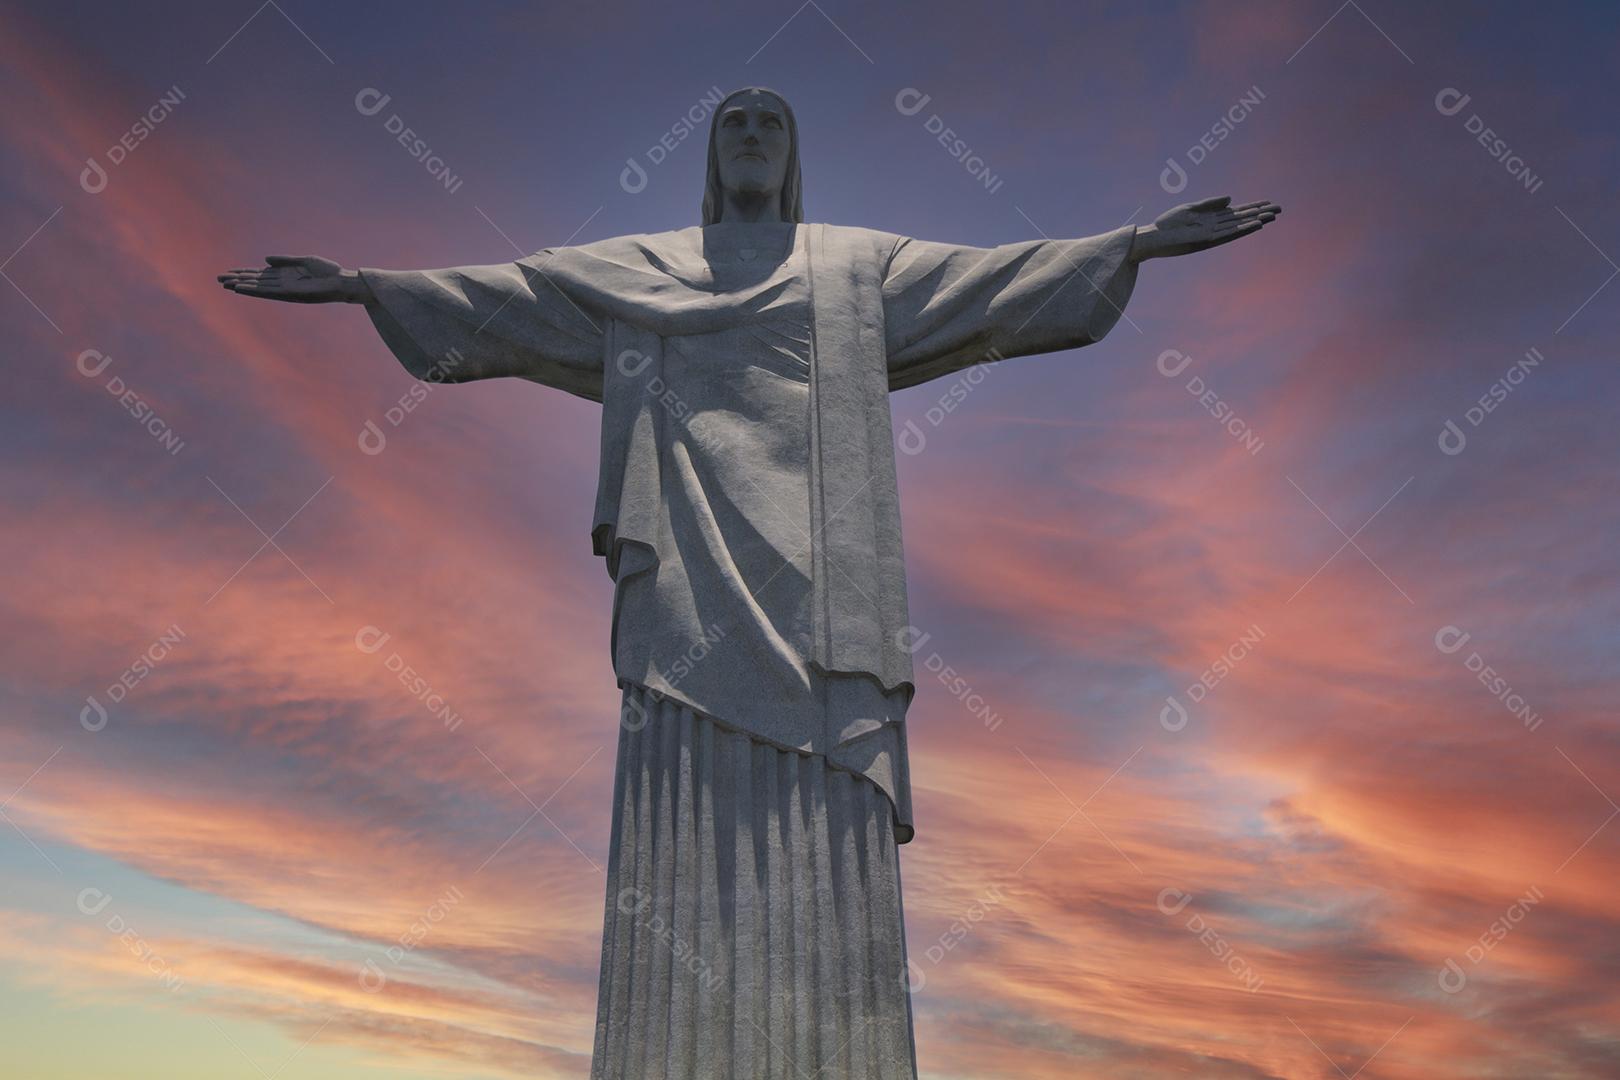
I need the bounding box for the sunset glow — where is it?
[3,2,1617,1077]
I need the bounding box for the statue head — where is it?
[701,87,803,225]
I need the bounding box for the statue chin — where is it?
[726,189,778,205]
[718,167,780,199]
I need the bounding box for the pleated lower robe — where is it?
[591,684,918,1079]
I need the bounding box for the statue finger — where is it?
[1191,195,1232,210]
[1216,220,1262,239]
[265,255,306,266]
[1207,222,1262,249]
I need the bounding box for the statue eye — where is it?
[764,117,782,129]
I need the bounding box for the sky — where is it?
[1,1,1617,1077]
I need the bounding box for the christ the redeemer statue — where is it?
[220,86,1279,1079]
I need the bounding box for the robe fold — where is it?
[359,221,1138,841]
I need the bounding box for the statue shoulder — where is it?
[810,223,907,263]
[552,227,700,260]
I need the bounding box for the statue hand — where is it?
[1131,196,1281,262]
[217,255,369,303]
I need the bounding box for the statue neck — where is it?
[717,188,786,223]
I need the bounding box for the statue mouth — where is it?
[734,151,767,162]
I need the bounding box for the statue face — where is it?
[713,92,791,204]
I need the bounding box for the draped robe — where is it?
[360,221,1139,842]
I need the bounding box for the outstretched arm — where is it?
[882,195,1280,390]
[1129,195,1281,263]
[883,225,1141,391]
[217,254,604,400]
[218,255,373,303]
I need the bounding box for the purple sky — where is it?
[2,1,1618,1077]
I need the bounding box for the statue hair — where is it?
[701,87,804,226]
